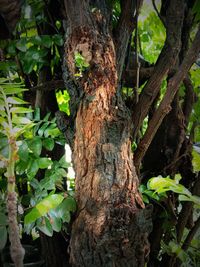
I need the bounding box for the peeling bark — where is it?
[63,1,152,266]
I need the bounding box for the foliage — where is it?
[192,0,200,22]
[0,80,34,264]
[74,52,90,77]
[139,8,166,63]
[141,174,200,265]
[0,82,76,247]
[148,175,200,208]
[56,90,70,115]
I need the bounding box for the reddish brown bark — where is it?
[63,1,152,266]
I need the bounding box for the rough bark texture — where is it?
[6,192,25,267]
[63,1,152,266]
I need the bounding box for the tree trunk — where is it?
[63,1,152,266]
[69,37,151,266]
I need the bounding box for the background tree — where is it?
[0,0,200,267]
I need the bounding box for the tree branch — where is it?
[30,80,65,92]
[114,0,143,80]
[132,0,185,140]
[182,76,197,127]
[152,0,166,27]
[182,216,200,251]
[134,25,200,170]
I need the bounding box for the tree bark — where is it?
[63,1,152,266]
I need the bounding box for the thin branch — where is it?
[114,0,143,80]
[182,216,200,251]
[183,75,197,127]
[30,67,154,93]
[176,174,200,243]
[134,25,200,170]
[152,0,166,27]
[132,0,185,140]
[30,80,65,92]
[134,0,140,103]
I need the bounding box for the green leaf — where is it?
[23,61,35,74]
[34,107,41,121]
[55,205,71,223]
[25,194,64,225]
[16,38,27,52]
[192,149,200,172]
[0,212,7,225]
[42,138,54,151]
[44,127,60,138]
[139,184,146,193]
[142,194,149,204]
[14,123,35,138]
[0,139,9,158]
[31,36,42,45]
[51,216,62,232]
[39,177,56,191]
[16,159,29,175]
[57,168,68,177]
[37,217,53,237]
[27,159,39,179]
[141,32,150,42]
[7,41,16,55]
[193,0,200,22]
[52,34,63,46]
[56,197,76,215]
[3,86,27,94]
[43,112,51,121]
[178,194,192,202]
[38,122,50,136]
[144,190,160,200]
[18,141,29,162]
[59,155,71,168]
[0,226,7,249]
[10,107,33,114]
[37,157,52,169]
[24,208,41,225]
[48,212,62,232]
[74,52,89,69]
[28,136,42,156]
[12,116,32,125]
[7,96,28,104]
[0,137,8,150]
[41,35,52,48]
[36,194,64,215]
